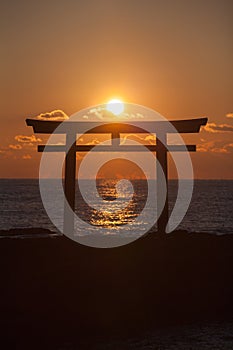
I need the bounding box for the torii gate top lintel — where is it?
[26,118,207,134]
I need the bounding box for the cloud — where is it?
[203,123,233,133]
[22,154,32,159]
[77,135,105,145]
[224,143,233,152]
[121,133,156,145]
[144,135,156,143]
[36,110,69,121]
[0,147,13,156]
[226,113,233,118]
[197,140,233,154]
[86,138,100,145]
[76,107,147,122]
[211,148,228,154]
[15,135,42,143]
[197,141,215,152]
[8,144,22,150]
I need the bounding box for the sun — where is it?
[106,99,124,116]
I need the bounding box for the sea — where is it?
[0,179,232,237]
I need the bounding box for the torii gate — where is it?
[26,117,207,233]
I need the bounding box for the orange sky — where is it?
[0,0,233,178]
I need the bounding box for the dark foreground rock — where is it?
[0,230,232,349]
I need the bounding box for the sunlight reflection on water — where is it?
[0,179,232,236]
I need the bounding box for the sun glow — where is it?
[106,99,124,116]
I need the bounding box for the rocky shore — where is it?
[0,229,232,349]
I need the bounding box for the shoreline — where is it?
[0,226,232,238]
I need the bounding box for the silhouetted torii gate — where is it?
[26,118,207,233]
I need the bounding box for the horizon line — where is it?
[0,177,233,181]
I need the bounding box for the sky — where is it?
[0,0,233,178]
